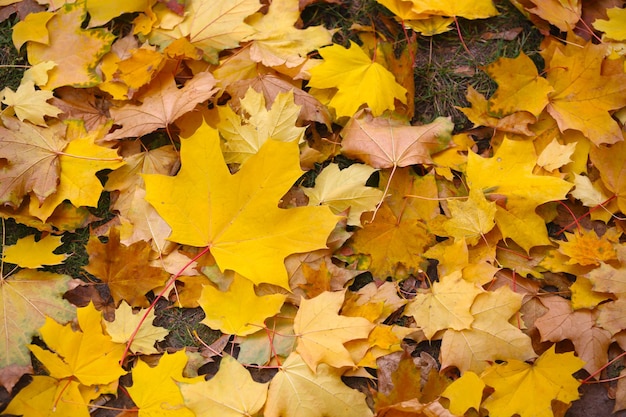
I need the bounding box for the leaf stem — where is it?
[120,245,212,364]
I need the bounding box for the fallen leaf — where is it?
[104,301,169,354]
[20,3,115,89]
[294,290,374,370]
[144,121,338,289]
[406,271,483,340]
[308,41,407,118]
[244,0,332,67]
[440,372,485,415]
[0,117,67,207]
[105,71,217,140]
[484,51,553,117]
[199,273,286,336]
[440,286,536,374]
[1,80,62,125]
[0,269,76,373]
[535,295,611,377]
[264,352,373,417]
[341,109,453,168]
[128,350,198,417]
[480,345,584,417]
[304,163,383,226]
[29,302,126,386]
[217,87,305,164]
[466,137,572,251]
[3,234,67,268]
[84,228,170,307]
[545,40,626,145]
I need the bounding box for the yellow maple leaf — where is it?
[405,271,483,340]
[304,163,383,226]
[144,121,338,289]
[294,290,374,370]
[180,355,268,417]
[3,234,67,269]
[3,376,89,417]
[19,3,115,90]
[458,86,537,135]
[149,0,260,63]
[480,345,584,417]
[244,0,332,67]
[409,0,498,19]
[545,40,626,145]
[85,0,156,27]
[199,273,286,336]
[127,350,198,417]
[28,123,125,222]
[440,372,485,416]
[442,188,497,245]
[484,51,553,117]
[11,11,54,50]
[217,88,305,164]
[525,0,581,32]
[440,286,535,374]
[29,303,126,386]
[1,80,62,126]
[466,137,572,252]
[104,301,169,354]
[265,352,373,417]
[308,41,407,118]
[593,7,626,41]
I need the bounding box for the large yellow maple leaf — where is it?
[29,303,126,387]
[294,290,374,370]
[307,41,407,118]
[545,40,626,145]
[265,352,373,417]
[480,345,584,417]
[466,137,571,252]
[144,122,338,289]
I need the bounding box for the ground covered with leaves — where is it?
[1,0,626,416]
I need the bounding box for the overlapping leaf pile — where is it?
[1,0,626,416]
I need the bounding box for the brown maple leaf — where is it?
[83,228,170,307]
[104,71,217,140]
